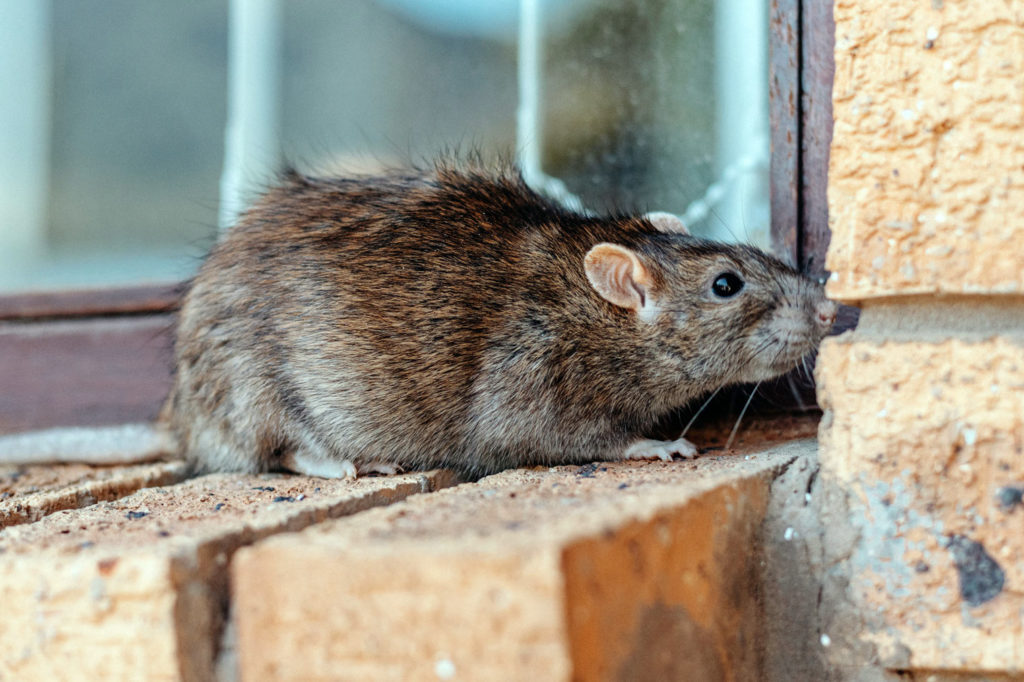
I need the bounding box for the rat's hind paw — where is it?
[622,437,699,462]
[281,449,358,479]
[358,461,404,476]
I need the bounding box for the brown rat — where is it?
[156,161,836,479]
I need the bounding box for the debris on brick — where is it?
[947,535,1006,607]
[995,486,1023,512]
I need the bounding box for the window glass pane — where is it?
[0,0,769,295]
[0,1,228,293]
[539,0,769,244]
[280,0,517,171]
[0,0,520,294]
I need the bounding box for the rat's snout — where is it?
[815,298,839,330]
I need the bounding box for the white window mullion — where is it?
[516,0,584,212]
[219,0,282,231]
[0,0,51,282]
[709,0,770,245]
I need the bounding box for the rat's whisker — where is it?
[725,382,761,451]
[680,386,723,438]
[785,373,807,410]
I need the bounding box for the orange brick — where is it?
[0,469,455,682]
[828,0,1024,300]
[817,330,1024,671]
[233,444,807,681]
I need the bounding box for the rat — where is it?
[0,161,836,480]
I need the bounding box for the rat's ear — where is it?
[645,211,688,235]
[584,243,652,311]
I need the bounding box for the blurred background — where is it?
[0,0,768,294]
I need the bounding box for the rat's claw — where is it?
[623,437,699,462]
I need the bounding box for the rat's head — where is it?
[583,213,837,395]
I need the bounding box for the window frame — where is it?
[769,0,834,280]
[0,0,838,434]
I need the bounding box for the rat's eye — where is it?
[711,272,744,298]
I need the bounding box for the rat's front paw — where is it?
[622,437,699,462]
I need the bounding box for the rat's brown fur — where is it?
[163,161,832,478]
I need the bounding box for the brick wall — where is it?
[819,0,1024,677]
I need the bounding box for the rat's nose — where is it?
[816,299,838,328]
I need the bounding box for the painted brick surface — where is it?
[233,444,807,682]
[0,470,454,682]
[817,333,1024,671]
[828,0,1024,300]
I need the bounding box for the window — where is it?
[0,0,832,433]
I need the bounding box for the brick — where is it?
[0,461,189,528]
[827,0,1024,300]
[0,469,456,682]
[233,444,806,682]
[817,330,1024,671]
